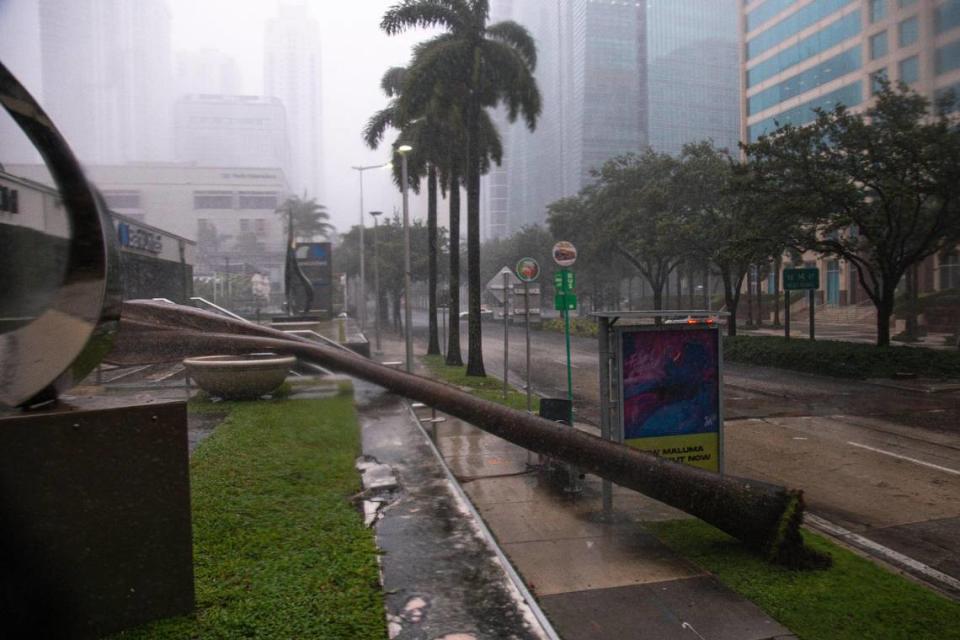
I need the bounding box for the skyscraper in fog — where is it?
[176,49,243,97]
[38,0,173,164]
[264,2,323,200]
[482,0,739,240]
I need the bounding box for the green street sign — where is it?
[554,269,575,292]
[783,268,820,291]
[554,292,577,311]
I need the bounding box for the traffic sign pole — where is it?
[515,257,541,414]
[503,272,510,400]
[524,280,531,413]
[809,289,815,341]
[563,302,574,426]
[785,290,791,340]
[551,244,578,428]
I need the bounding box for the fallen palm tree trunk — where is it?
[108,300,829,568]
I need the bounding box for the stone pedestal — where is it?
[0,397,195,638]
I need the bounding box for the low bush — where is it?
[540,316,598,338]
[723,334,960,379]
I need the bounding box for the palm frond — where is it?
[477,111,503,168]
[363,105,398,149]
[469,0,489,26]
[381,0,466,35]
[380,67,408,97]
[398,38,472,120]
[478,39,541,130]
[485,20,537,70]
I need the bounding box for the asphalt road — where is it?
[402,312,960,596]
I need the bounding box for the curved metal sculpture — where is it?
[284,213,314,315]
[0,62,121,408]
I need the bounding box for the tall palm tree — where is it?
[382,0,541,376]
[364,66,443,355]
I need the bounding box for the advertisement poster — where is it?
[618,327,721,471]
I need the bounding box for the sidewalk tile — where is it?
[502,533,702,596]
[539,577,792,640]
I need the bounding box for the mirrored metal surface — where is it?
[0,61,120,408]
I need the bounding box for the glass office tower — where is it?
[482,0,740,240]
[742,0,960,143]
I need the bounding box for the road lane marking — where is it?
[846,441,960,477]
[805,513,960,593]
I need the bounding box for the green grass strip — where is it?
[650,519,960,640]
[113,393,386,640]
[421,354,540,414]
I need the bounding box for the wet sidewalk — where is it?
[364,334,796,640]
[356,378,549,640]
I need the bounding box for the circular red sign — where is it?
[515,257,540,282]
[552,241,577,267]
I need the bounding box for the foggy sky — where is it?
[0,0,442,235]
[169,0,441,234]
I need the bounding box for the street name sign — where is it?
[554,270,575,292]
[783,268,819,291]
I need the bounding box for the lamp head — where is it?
[369,210,383,217]
[397,144,413,154]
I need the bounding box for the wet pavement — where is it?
[364,334,794,639]
[355,378,549,640]
[419,406,794,640]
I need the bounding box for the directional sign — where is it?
[783,268,819,291]
[554,270,575,292]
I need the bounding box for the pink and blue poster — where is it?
[619,327,721,471]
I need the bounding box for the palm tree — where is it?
[364,66,443,355]
[276,193,333,241]
[365,58,506,367]
[382,0,541,376]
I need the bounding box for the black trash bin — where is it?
[539,398,572,426]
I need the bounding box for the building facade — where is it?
[1,169,196,305]
[8,163,290,306]
[742,0,960,305]
[264,2,323,202]
[743,0,960,142]
[174,94,293,179]
[482,0,740,240]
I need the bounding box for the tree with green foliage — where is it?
[336,216,445,332]
[675,141,790,335]
[582,151,686,311]
[745,83,960,346]
[382,0,542,376]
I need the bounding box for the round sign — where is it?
[515,257,540,282]
[552,241,577,267]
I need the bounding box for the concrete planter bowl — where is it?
[183,353,296,400]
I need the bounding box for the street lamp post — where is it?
[370,210,383,354]
[351,162,390,332]
[398,144,413,373]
